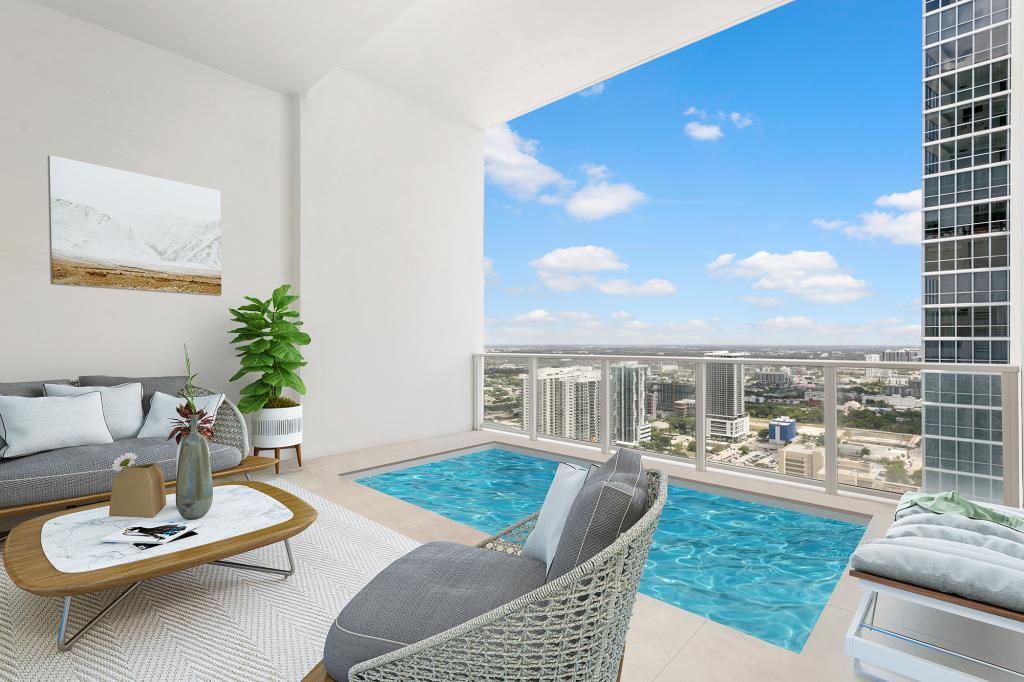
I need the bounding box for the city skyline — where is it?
[483,0,922,346]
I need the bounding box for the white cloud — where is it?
[484,125,645,221]
[610,310,632,319]
[706,253,735,271]
[684,106,707,117]
[708,250,871,304]
[593,278,677,296]
[623,320,654,330]
[514,309,558,323]
[730,112,753,129]
[740,295,781,308]
[664,319,712,332]
[483,257,495,282]
[483,123,569,200]
[530,246,674,297]
[750,316,921,344]
[876,189,922,212]
[565,181,647,221]
[529,245,627,272]
[581,163,609,181]
[579,81,606,97]
[814,189,921,245]
[512,309,596,323]
[684,121,723,141]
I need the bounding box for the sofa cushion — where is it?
[0,381,73,450]
[546,448,648,581]
[324,542,547,681]
[0,437,242,508]
[45,382,145,440]
[137,391,225,439]
[79,375,187,414]
[0,393,113,459]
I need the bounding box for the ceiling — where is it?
[28,0,790,127]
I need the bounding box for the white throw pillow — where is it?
[0,392,114,459]
[44,382,144,441]
[522,462,590,569]
[137,391,224,439]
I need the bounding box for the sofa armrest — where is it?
[186,386,249,456]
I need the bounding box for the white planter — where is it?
[251,405,303,449]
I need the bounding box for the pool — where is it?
[357,448,866,652]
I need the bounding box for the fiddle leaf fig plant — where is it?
[228,284,310,414]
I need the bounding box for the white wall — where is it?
[300,68,484,457]
[0,0,296,402]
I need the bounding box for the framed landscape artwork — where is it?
[48,156,222,295]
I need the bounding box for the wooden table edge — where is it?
[3,481,317,596]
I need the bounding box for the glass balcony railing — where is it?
[473,353,1022,506]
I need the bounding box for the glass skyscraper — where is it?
[922,0,1012,502]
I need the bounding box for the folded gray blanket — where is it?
[851,503,1024,613]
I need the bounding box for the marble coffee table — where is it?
[2,481,317,652]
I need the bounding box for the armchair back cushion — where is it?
[0,380,72,450]
[522,462,589,569]
[546,448,648,580]
[79,375,186,414]
[44,382,144,440]
[0,392,113,459]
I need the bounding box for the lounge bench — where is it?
[0,377,274,518]
[845,496,1024,681]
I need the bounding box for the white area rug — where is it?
[0,480,420,681]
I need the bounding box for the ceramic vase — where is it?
[176,414,213,519]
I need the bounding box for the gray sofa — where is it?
[0,376,248,513]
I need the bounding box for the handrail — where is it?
[474,351,1023,507]
[475,352,1020,374]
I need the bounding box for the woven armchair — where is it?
[346,469,667,682]
[187,386,249,455]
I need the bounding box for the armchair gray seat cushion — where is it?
[324,541,547,681]
[0,437,242,508]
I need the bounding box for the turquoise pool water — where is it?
[357,448,866,652]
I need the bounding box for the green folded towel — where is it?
[898,491,1024,533]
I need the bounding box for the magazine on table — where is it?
[102,523,199,546]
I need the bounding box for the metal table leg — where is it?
[211,539,295,577]
[58,581,141,652]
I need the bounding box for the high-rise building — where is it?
[524,366,601,442]
[647,378,694,415]
[922,0,1013,502]
[754,367,793,388]
[883,348,923,363]
[704,351,749,442]
[611,363,651,445]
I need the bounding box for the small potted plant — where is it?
[228,284,310,451]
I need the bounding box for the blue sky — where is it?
[484,0,922,347]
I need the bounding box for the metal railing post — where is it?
[1001,370,1021,508]
[528,356,538,441]
[695,361,707,472]
[601,359,612,454]
[472,355,484,431]
[824,366,839,495]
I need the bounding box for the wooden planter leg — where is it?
[295,444,303,468]
[274,448,281,474]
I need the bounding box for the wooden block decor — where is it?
[109,464,167,517]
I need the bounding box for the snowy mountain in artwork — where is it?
[50,198,221,274]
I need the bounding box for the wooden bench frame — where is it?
[0,456,276,519]
[845,569,1024,681]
